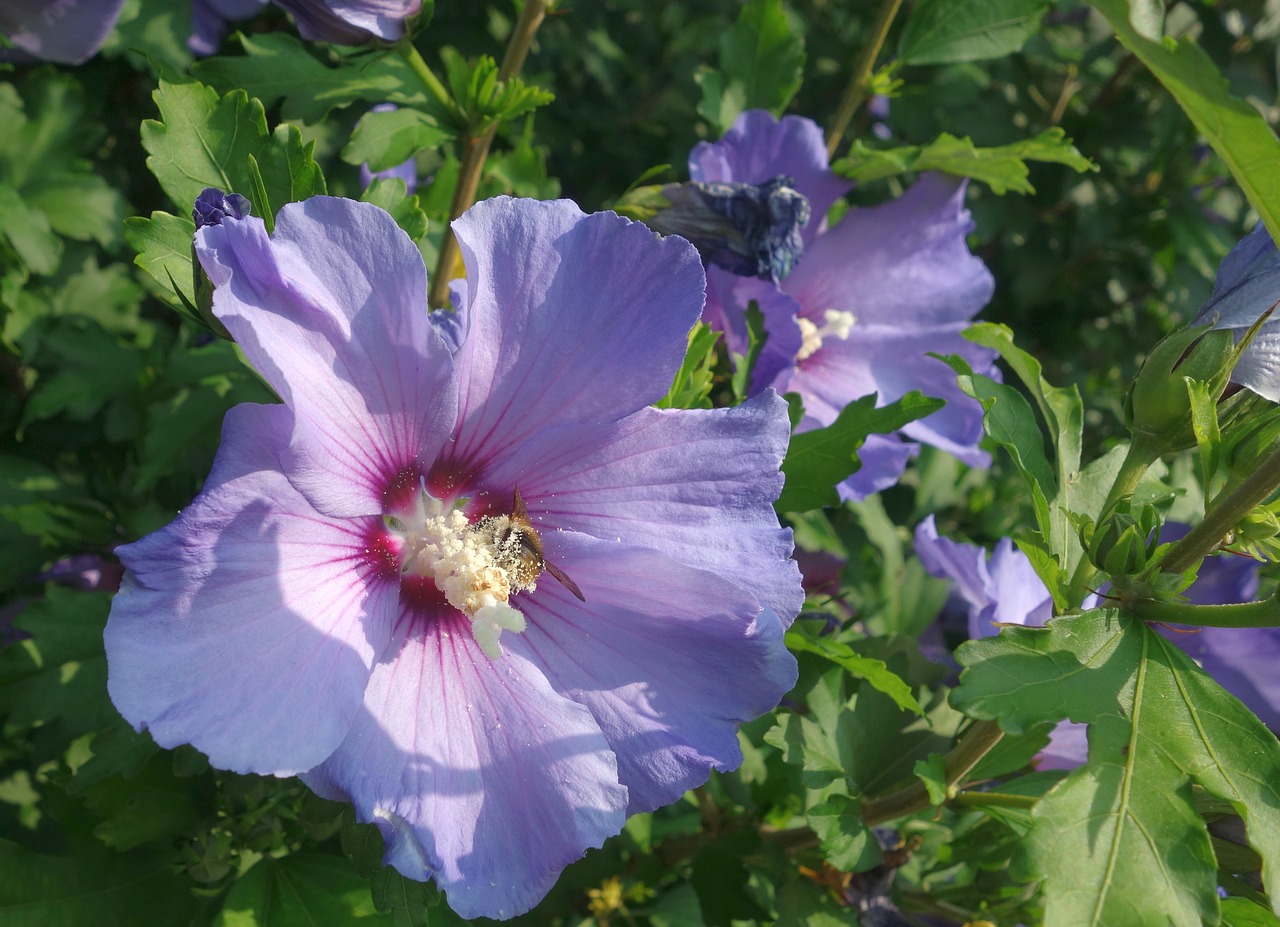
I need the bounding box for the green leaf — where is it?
[806,793,881,871]
[82,755,207,851]
[215,854,393,926]
[123,212,198,316]
[913,753,948,806]
[0,839,200,926]
[360,179,429,245]
[1187,378,1222,495]
[0,589,115,741]
[730,301,767,404]
[0,185,61,275]
[952,610,1280,926]
[193,34,428,125]
[441,48,553,133]
[1222,897,1280,927]
[657,323,720,410]
[369,866,438,925]
[26,172,128,247]
[785,630,923,716]
[1090,0,1280,247]
[833,129,1096,194]
[718,0,804,117]
[777,391,945,513]
[141,79,327,218]
[693,67,746,138]
[342,106,452,171]
[899,0,1051,65]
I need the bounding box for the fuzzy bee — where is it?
[472,487,585,601]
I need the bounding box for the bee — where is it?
[475,487,586,601]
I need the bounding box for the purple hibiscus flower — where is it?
[1193,222,1280,402]
[104,193,802,919]
[915,516,1274,767]
[688,110,997,499]
[272,0,421,43]
[0,0,124,64]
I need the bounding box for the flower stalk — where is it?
[395,41,464,125]
[1156,440,1280,575]
[825,0,903,158]
[428,0,550,307]
[861,719,1005,825]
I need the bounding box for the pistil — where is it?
[796,309,856,361]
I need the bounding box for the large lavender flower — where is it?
[273,0,421,43]
[105,194,801,919]
[0,0,124,64]
[915,516,1274,766]
[1193,222,1280,401]
[690,111,997,498]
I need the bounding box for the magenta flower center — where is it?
[384,485,537,659]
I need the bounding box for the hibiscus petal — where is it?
[274,0,421,43]
[837,435,919,502]
[702,266,804,396]
[689,110,853,243]
[783,173,993,328]
[0,0,124,64]
[301,613,626,921]
[508,536,798,814]
[794,323,992,466]
[196,197,458,517]
[105,403,397,775]
[481,392,803,623]
[446,197,705,470]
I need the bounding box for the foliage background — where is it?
[3,0,1280,925]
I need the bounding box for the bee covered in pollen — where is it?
[471,487,586,602]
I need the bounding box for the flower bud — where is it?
[1126,324,1235,452]
[1082,500,1162,578]
[190,187,249,339]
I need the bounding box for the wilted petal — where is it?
[510,537,797,814]
[446,198,705,472]
[105,404,397,775]
[482,392,802,622]
[273,0,421,43]
[689,110,852,243]
[0,0,124,64]
[196,197,458,518]
[301,616,626,920]
[783,173,994,329]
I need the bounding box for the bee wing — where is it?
[511,485,530,521]
[544,560,586,602]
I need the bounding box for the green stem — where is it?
[949,790,1039,810]
[862,720,1004,825]
[1129,592,1280,628]
[1157,442,1280,575]
[428,0,549,307]
[825,0,903,158]
[1065,437,1160,605]
[395,41,463,125]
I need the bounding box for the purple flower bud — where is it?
[649,175,810,282]
[192,188,252,229]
